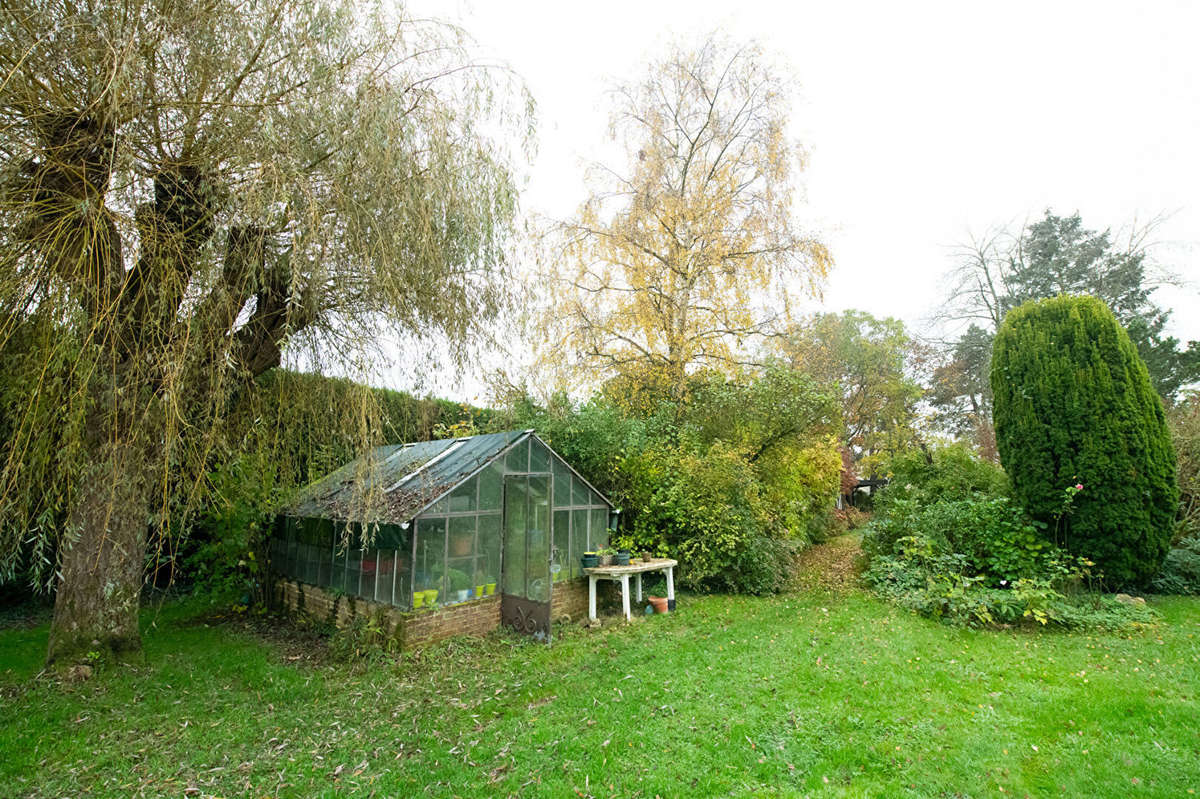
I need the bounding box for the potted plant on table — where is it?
[581,551,600,569]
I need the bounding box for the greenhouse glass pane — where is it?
[553,509,570,580]
[447,476,477,513]
[502,478,527,596]
[316,539,332,586]
[572,475,591,507]
[313,543,327,583]
[590,509,609,551]
[552,459,570,508]
[572,509,588,558]
[448,515,476,559]
[527,475,551,602]
[396,558,411,609]
[348,549,364,597]
[285,535,298,577]
[303,543,319,584]
[414,517,447,605]
[478,514,501,593]
[330,546,348,592]
[479,461,503,510]
[376,551,395,604]
[447,556,475,603]
[530,439,550,473]
[362,549,379,600]
[505,438,529,472]
[375,523,408,551]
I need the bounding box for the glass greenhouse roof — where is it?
[281,429,533,524]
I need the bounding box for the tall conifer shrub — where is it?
[992,295,1177,587]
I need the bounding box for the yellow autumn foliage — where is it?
[542,36,832,395]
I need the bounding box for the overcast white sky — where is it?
[399,0,1200,400]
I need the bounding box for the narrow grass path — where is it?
[1,581,1198,797]
[793,534,864,594]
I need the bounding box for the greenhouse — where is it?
[270,430,614,639]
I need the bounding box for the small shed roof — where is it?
[279,429,611,526]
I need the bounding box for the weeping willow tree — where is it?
[0,0,529,664]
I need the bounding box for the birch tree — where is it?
[545,36,831,397]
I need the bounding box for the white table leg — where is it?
[636,573,643,603]
[588,575,597,620]
[620,574,631,620]
[666,567,675,603]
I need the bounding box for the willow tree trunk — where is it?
[46,404,156,665]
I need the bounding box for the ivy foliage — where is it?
[992,295,1177,588]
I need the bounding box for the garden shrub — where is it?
[861,490,1156,630]
[866,549,1156,630]
[992,295,1177,588]
[497,366,843,594]
[625,442,785,594]
[757,438,843,546]
[876,443,1007,509]
[1152,535,1200,595]
[862,496,1054,585]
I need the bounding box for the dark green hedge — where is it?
[991,295,1177,588]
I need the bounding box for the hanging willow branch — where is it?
[0,0,530,615]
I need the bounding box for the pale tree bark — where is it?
[47,412,155,663]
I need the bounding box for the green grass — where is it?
[2,588,1198,797]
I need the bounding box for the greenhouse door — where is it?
[501,473,553,642]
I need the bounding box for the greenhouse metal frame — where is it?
[270,430,614,636]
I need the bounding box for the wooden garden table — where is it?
[583,558,677,621]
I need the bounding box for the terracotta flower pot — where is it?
[649,595,669,614]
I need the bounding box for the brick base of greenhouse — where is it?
[273,576,614,649]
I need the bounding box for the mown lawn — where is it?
[1,581,1198,797]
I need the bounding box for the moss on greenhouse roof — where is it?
[281,429,531,524]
